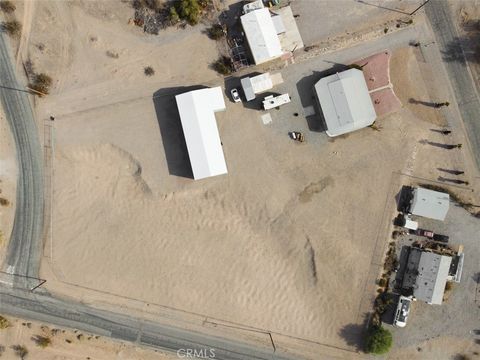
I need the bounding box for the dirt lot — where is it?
[0,314,175,360]
[0,0,475,357]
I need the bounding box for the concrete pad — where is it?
[277,6,304,53]
[261,113,272,124]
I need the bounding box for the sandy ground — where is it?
[0,314,176,360]
[0,0,471,357]
[0,105,17,264]
[42,44,458,351]
[389,336,480,360]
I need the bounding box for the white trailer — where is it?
[262,94,291,110]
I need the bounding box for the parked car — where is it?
[231,88,241,103]
[394,296,412,328]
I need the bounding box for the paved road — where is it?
[0,287,294,360]
[425,0,480,169]
[0,32,44,280]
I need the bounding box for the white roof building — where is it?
[410,187,450,221]
[240,73,274,101]
[402,249,452,305]
[314,68,376,137]
[414,251,452,305]
[240,8,283,65]
[175,87,227,180]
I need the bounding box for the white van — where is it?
[394,296,412,328]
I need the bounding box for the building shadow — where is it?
[296,65,349,133]
[152,85,208,179]
[396,185,413,213]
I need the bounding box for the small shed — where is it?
[410,187,450,221]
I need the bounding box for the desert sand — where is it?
[0,314,176,360]
[0,0,474,357]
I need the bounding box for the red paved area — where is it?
[370,87,402,117]
[351,50,402,117]
[354,50,391,91]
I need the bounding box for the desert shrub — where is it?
[175,0,200,25]
[207,24,224,40]
[28,73,52,96]
[169,6,180,24]
[365,325,392,354]
[144,66,155,76]
[0,0,16,13]
[0,315,10,329]
[11,345,28,359]
[378,278,387,287]
[106,50,119,58]
[31,335,51,348]
[2,20,21,37]
[0,198,9,206]
[212,56,232,75]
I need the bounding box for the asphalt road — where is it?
[0,32,44,281]
[425,0,480,169]
[0,287,292,360]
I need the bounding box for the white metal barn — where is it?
[240,8,283,65]
[175,87,227,180]
[410,187,450,221]
[314,68,376,137]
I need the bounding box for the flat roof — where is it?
[240,73,273,101]
[241,8,283,65]
[410,187,450,221]
[414,251,452,305]
[175,87,227,180]
[314,68,376,137]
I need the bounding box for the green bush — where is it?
[2,20,21,37]
[365,325,392,354]
[0,315,10,329]
[0,0,16,13]
[169,6,180,24]
[176,0,200,25]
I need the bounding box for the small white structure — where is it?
[241,8,283,65]
[314,68,376,137]
[243,0,264,14]
[241,73,274,101]
[175,87,227,180]
[410,187,450,221]
[263,94,291,110]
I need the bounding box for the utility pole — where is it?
[410,0,430,16]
